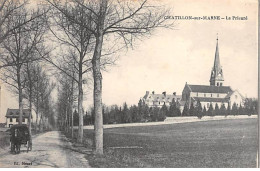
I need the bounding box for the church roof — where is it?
[191,97,229,103]
[187,84,232,94]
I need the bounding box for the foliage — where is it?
[182,102,189,116]
[207,103,213,116]
[196,100,203,119]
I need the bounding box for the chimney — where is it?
[162,91,166,96]
[173,92,176,96]
[152,91,155,95]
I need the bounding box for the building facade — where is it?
[5,109,30,128]
[142,91,181,108]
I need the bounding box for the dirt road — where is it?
[0,131,90,168]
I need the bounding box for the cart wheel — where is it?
[29,142,32,151]
[10,142,14,153]
[29,139,32,151]
[16,144,20,154]
[27,141,29,153]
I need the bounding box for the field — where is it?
[84,118,257,168]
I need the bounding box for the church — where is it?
[142,37,244,112]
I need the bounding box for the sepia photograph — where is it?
[0,0,258,168]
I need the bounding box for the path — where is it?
[0,131,90,168]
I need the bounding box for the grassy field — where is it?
[84,118,257,168]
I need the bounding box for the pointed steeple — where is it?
[214,36,221,71]
[210,35,224,86]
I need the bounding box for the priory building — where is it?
[142,37,244,111]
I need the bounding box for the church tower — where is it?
[210,36,224,86]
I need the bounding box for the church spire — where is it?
[210,35,224,86]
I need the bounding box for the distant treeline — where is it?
[72,98,258,125]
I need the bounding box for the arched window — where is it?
[217,83,219,86]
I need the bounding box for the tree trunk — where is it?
[91,0,108,155]
[27,63,32,135]
[17,66,23,125]
[77,70,83,143]
[39,114,43,132]
[71,72,74,138]
[29,97,32,135]
[36,94,39,132]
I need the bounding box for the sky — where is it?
[0,0,258,122]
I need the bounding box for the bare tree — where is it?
[0,0,28,43]
[0,5,48,124]
[0,0,50,54]
[73,0,174,154]
[37,70,55,131]
[45,0,95,143]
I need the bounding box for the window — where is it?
[196,92,198,97]
[22,118,25,122]
[211,94,212,97]
[207,103,210,108]
[159,102,160,105]
[204,93,206,97]
[16,118,19,122]
[10,118,13,122]
[217,94,219,97]
[164,102,165,105]
[220,83,223,86]
[217,83,219,86]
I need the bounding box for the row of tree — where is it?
[0,0,55,134]
[71,97,258,126]
[182,99,258,118]
[51,0,173,155]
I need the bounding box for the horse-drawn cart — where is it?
[10,124,32,154]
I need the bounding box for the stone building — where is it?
[142,91,181,108]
